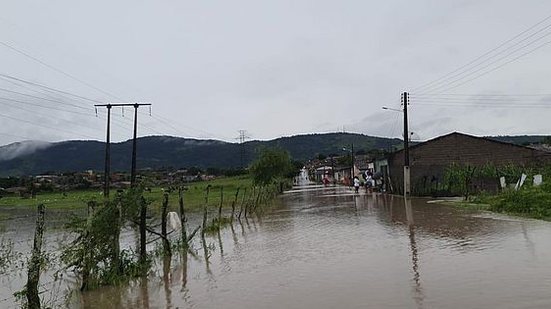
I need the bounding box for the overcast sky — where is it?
[0,0,550,146]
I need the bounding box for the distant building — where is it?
[314,166,333,183]
[386,132,551,195]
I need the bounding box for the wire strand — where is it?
[412,12,551,92]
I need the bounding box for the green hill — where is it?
[0,133,402,176]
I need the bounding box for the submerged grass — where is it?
[202,217,233,235]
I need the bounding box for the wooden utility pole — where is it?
[131,104,139,185]
[402,92,411,196]
[101,104,112,197]
[95,102,152,193]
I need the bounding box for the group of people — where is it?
[353,170,378,193]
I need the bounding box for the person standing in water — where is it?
[353,176,360,193]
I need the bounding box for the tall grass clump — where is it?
[489,182,551,220]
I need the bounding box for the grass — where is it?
[435,200,491,211]
[459,182,551,220]
[148,175,253,213]
[0,190,102,209]
[0,175,253,212]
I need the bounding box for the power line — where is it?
[416,23,551,93]
[418,35,551,94]
[414,102,551,109]
[0,87,91,111]
[0,96,134,138]
[0,40,231,142]
[0,75,157,137]
[0,100,106,136]
[0,79,145,136]
[411,97,551,103]
[388,112,401,138]
[149,112,230,140]
[422,39,551,94]
[0,74,95,107]
[0,96,91,116]
[412,93,551,97]
[412,12,551,93]
[0,112,97,139]
[0,73,102,103]
[0,41,124,101]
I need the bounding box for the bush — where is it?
[489,182,551,219]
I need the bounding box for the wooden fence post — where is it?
[201,186,210,236]
[217,186,224,228]
[178,187,187,246]
[26,203,45,309]
[230,187,240,223]
[139,196,147,264]
[161,192,171,255]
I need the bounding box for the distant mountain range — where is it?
[0,133,402,176]
[0,133,548,176]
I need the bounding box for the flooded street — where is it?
[4,184,551,308]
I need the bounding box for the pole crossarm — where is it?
[94,103,151,107]
[95,102,152,195]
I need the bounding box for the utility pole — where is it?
[95,102,152,195]
[103,104,112,197]
[351,143,355,178]
[330,155,335,184]
[131,104,139,185]
[402,92,411,196]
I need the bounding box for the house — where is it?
[314,166,333,183]
[386,132,551,195]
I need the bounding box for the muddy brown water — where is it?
[2,184,551,308]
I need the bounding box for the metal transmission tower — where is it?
[236,130,250,168]
[95,102,152,197]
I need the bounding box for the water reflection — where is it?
[5,184,551,308]
[162,256,172,309]
[139,277,149,308]
[404,197,424,309]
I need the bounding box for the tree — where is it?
[249,148,296,186]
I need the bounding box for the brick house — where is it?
[387,132,551,195]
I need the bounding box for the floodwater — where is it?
[3,184,551,308]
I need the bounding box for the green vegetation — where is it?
[0,176,252,211]
[61,187,153,291]
[444,164,551,220]
[3,149,296,305]
[250,148,296,186]
[0,190,102,209]
[473,182,551,220]
[443,163,531,198]
[0,133,402,176]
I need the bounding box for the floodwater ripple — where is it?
[3,184,551,308]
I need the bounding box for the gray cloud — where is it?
[0,0,550,145]
[0,140,51,161]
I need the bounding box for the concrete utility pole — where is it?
[402,92,411,196]
[95,102,152,195]
[351,143,355,178]
[342,144,355,184]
